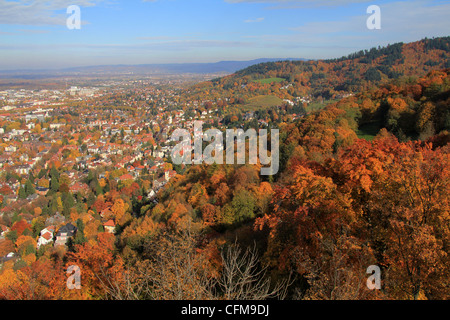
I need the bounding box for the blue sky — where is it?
[0,0,449,70]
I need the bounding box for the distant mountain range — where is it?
[0,58,307,78]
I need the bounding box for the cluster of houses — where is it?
[34,218,116,250]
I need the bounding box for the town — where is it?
[0,74,308,267]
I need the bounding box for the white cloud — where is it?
[0,0,103,26]
[244,17,265,23]
[17,29,50,34]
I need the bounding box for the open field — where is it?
[243,94,284,111]
[356,122,382,141]
[252,77,285,84]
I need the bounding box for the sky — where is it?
[0,0,449,70]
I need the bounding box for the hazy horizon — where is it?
[0,57,304,72]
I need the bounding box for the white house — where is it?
[37,226,55,249]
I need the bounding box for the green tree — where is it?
[62,192,75,217]
[365,67,382,81]
[18,186,27,199]
[87,192,96,208]
[32,219,45,238]
[6,230,18,243]
[231,190,257,223]
[73,218,87,245]
[24,179,35,196]
[49,165,60,194]
[13,259,27,271]
[37,169,46,179]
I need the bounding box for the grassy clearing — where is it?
[305,99,339,113]
[252,77,285,84]
[356,122,382,141]
[243,95,284,112]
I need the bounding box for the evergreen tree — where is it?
[73,218,87,245]
[49,165,60,194]
[18,186,27,199]
[50,165,59,181]
[24,179,35,196]
[37,168,46,179]
[62,192,75,216]
[6,230,18,243]
[87,192,96,208]
[85,170,94,184]
[66,237,75,252]
[32,220,45,238]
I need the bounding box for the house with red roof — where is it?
[37,226,55,248]
[103,220,116,234]
[119,173,134,181]
[164,169,177,182]
[69,182,89,194]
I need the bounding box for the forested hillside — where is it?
[186,37,450,102]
